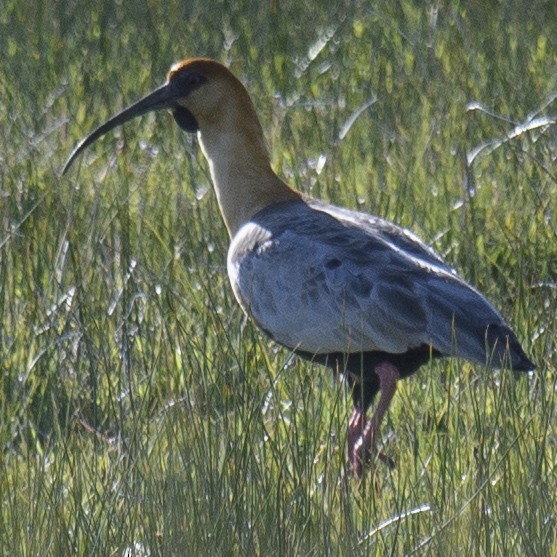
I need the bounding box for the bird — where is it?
[63,58,535,479]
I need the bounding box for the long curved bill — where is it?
[62,83,175,175]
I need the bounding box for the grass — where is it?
[1,0,556,555]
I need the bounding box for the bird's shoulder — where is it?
[229,197,455,279]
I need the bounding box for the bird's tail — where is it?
[485,323,535,372]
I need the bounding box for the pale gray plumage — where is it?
[229,197,531,370]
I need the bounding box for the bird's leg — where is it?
[351,362,399,477]
[347,407,366,476]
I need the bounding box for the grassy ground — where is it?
[1,1,556,555]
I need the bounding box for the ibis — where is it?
[63,58,534,478]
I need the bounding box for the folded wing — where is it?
[228,199,533,371]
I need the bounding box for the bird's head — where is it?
[62,58,259,174]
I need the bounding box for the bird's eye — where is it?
[171,70,206,95]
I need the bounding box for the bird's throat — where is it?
[198,129,300,237]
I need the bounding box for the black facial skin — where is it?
[172,106,199,132]
[168,70,207,132]
[170,68,207,95]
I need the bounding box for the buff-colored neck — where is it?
[196,86,300,237]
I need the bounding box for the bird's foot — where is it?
[350,436,396,479]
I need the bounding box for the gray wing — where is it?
[228,199,532,370]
